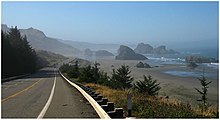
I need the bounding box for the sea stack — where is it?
[116,45,148,60]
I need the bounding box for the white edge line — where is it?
[37,69,57,119]
[59,71,111,119]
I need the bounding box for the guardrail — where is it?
[82,87,124,118]
[2,74,30,83]
[59,71,124,119]
[59,71,110,119]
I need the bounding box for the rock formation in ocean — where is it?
[95,50,114,57]
[186,62,198,69]
[153,45,179,54]
[185,56,218,63]
[116,45,148,60]
[134,43,154,54]
[136,62,151,68]
[134,43,179,54]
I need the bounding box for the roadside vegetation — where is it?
[2,27,37,78]
[59,61,218,118]
[2,27,67,79]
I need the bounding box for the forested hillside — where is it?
[2,27,37,78]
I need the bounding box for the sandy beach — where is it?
[92,58,218,107]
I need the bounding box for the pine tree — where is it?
[2,26,37,78]
[79,65,94,83]
[92,62,100,82]
[195,74,212,114]
[111,65,134,89]
[67,61,80,78]
[134,75,161,96]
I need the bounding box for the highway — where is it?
[1,67,99,118]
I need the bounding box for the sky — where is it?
[1,1,219,49]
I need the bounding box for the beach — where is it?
[93,58,219,107]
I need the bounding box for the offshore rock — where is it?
[116,45,147,60]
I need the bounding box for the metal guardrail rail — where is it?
[59,71,111,119]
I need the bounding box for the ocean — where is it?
[143,48,219,80]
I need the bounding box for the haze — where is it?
[2,1,218,49]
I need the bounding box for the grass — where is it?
[59,65,218,118]
[85,83,218,118]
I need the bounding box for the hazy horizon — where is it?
[2,1,219,50]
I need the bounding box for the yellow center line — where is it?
[2,78,43,103]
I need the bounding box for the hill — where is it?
[58,40,120,54]
[36,50,68,68]
[2,24,81,57]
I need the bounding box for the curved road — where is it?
[1,67,98,118]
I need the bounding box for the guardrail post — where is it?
[115,108,124,118]
[101,105,108,111]
[89,91,95,95]
[107,102,114,111]
[97,98,108,105]
[107,111,116,118]
[94,95,102,101]
[91,93,99,98]
[96,95,103,101]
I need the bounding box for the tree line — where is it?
[2,27,37,78]
[60,62,161,96]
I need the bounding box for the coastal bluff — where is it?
[116,45,148,60]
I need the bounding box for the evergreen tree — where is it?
[92,62,100,82]
[110,65,134,89]
[79,65,94,83]
[68,60,80,78]
[134,75,161,96]
[195,74,212,114]
[2,26,37,78]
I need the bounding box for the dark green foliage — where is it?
[134,75,161,96]
[92,62,100,82]
[79,65,94,82]
[97,71,110,85]
[60,63,80,79]
[195,75,212,114]
[79,62,109,83]
[59,64,70,73]
[2,27,37,78]
[60,64,134,89]
[60,62,110,84]
[70,60,80,78]
[110,65,134,89]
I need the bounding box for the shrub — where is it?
[97,71,110,85]
[78,62,109,84]
[79,65,94,83]
[60,62,80,79]
[86,83,200,118]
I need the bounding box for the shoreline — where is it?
[93,59,219,107]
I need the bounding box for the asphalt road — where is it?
[1,67,99,118]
